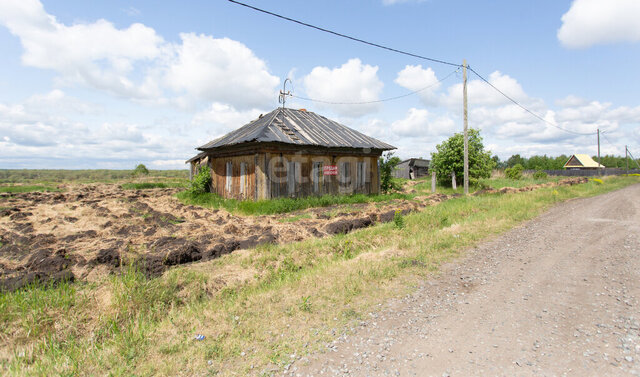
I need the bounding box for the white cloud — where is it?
[0,0,280,109]
[192,102,265,138]
[0,0,163,98]
[391,108,455,137]
[443,71,529,107]
[302,58,384,117]
[558,0,640,48]
[395,65,441,105]
[165,33,279,110]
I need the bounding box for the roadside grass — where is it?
[1,176,637,376]
[177,191,413,216]
[411,175,562,195]
[0,185,62,193]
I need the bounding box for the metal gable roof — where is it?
[564,154,604,168]
[197,108,396,151]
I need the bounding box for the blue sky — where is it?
[0,0,639,169]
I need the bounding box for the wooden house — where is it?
[187,108,395,200]
[563,154,604,170]
[392,158,430,179]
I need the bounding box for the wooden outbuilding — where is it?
[186,108,396,200]
[563,154,604,170]
[392,158,430,179]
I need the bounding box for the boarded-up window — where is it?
[225,161,232,193]
[356,161,367,190]
[287,161,299,196]
[240,162,247,196]
[341,161,351,188]
[312,161,323,194]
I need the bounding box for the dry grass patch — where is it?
[0,176,637,376]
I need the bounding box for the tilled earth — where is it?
[0,178,586,292]
[294,183,640,376]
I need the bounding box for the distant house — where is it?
[392,158,430,179]
[563,154,605,170]
[186,108,395,200]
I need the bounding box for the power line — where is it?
[227,0,461,68]
[290,67,460,105]
[230,0,600,138]
[467,66,596,136]
[600,131,618,150]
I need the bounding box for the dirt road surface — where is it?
[295,184,640,376]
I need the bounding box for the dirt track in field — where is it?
[295,183,640,376]
[0,178,586,292]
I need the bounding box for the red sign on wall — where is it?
[323,165,338,175]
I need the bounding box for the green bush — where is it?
[505,164,523,180]
[533,170,548,179]
[393,210,405,229]
[430,128,495,187]
[379,152,402,194]
[188,166,211,194]
[133,164,149,176]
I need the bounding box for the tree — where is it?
[430,128,495,187]
[379,152,401,194]
[506,154,526,168]
[133,163,149,176]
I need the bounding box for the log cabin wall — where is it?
[207,147,380,200]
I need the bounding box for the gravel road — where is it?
[294,184,640,376]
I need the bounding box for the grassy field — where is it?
[0,169,188,184]
[0,185,62,193]
[1,176,638,376]
[177,190,412,215]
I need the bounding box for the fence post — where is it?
[431,171,436,193]
[451,172,457,190]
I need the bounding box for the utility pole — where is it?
[626,145,629,174]
[597,128,601,176]
[463,59,469,195]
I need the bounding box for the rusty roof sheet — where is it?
[197,108,396,151]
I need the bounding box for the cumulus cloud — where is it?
[302,58,384,117]
[391,108,455,137]
[443,71,530,108]
[0,0,280,109]
[0,93,201,168]
[165,34,279,109]
[191,102,265,138]
[558,0,640,48]
[395,65,441,105]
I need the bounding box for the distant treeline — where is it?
[0,169,188,184]
[493,154,640,170]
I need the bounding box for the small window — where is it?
[240,162,247,196]
[357,161,367,190]
[225,161,232,193]
[313,162,323,194]
[341,161,351,187]
[287,161,299,196]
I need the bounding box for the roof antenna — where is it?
[278,78,292,109]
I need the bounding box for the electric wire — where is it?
[290,67,460,105]
[467,66,596,136]
[229,0,602,138]
[227,0,461,68]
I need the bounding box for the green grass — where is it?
[177,191,413,215]
[1,176,637,376]
[121,181,188,190]
[0,185,62,193]
[0,169,188,184]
